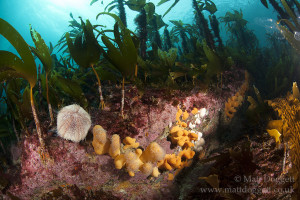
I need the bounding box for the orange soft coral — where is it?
[169,126,197,149]
[140,142,166,163]
[92,125,110,155]
[114,154,126,169]
[139,162,153,176]
[114,141,166,177]
[124,150,143,176]
[109,134,121,158]
[91,118,199,179]
[179,148,195,160]
[191,107,198,115]
[158,148,195,172]
[158,154,182,170]
[182,110,189,120]
[123,137,139,150]
[225,94,243,119]
[225,71,249,119]
[176,107,183,124]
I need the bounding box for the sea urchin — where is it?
[57,104,91,142]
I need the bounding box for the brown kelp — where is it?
[0,18,50,163]
[65,19,105,108]
[209,14,223,49]
[29,25,55,126]
[97,15,138,117]
[134,8,147,59]
[267,84,300,198]
[260,0,300,54]
[220,9,258,52]
[163,27,173,51]
[91,0,147,28]
[192,0,216,50]
[169,20,191,54]
[276,0,300,54]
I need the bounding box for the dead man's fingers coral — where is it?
[123,137,139,150]
[92,125,110,155]
[109,134,121,158]
[140,142,166,163]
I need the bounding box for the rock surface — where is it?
[4,69,247,199]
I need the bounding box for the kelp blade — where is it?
[0,18,37,87]
[30,25,53,75]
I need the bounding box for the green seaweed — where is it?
[149,14,165,49]
[96,12,127,30]
[125,0,146,11]
[281,0,300,30]
[40,76,60,108]
[246,85,271,127]
[221,9,259,53]
[209,14,223,49]
[220,9,248,33]
[90,0,99,6]
[0,116,12,139]
[144,2,155,22]
[0,115,15,153]
[5,80,32,136]
[134,8,147,59]
[132,2,155,59]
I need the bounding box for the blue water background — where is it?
[0,0,278,56]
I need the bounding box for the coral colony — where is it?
[0,0,300,199]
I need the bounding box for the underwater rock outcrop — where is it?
[3,69,246,199]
